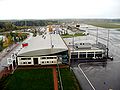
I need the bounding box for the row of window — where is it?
[20,57,57,60]
[71,54,102,58]
[19,61,57,65]
[75,43,91,46]
[41,61,57,64]
[71,52,103,55]
[20,58,31,60]
[20,62,31,64]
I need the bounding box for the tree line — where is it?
[0,20,58,32]
[0,32,28,51]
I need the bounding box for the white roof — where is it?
[71,49,104,53]
[18,34,68,56]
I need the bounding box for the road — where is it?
[0,43,21,72]
[65,24,120,90]
[0,32,33,73]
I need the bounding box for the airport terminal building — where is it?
[68,40,106,62]
[17,34,69,66]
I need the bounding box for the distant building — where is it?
[17,33,69,66]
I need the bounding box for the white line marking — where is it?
[78,63,96,90]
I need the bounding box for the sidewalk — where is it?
[0,67,11,79]
[0,43,19,61]
[0,43,20,78]
[53,66,58,90]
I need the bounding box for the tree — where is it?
[0,38,3,51]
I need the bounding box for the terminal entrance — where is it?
[33,58,38,65]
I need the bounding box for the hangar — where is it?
[17,33,69,65]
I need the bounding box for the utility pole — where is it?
[106,29,110,58]
[96,28,98,44]
[72,33,74,51]
[50,33,54,48]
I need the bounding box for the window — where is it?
[79,52,86,58]
[42,61,44,63]
[27,58,31,60]
[87,52,94,58]
[53,57,57,59]
[21,58,31,60]
[28,62,31,64]
[23,62,27,64]
[21,58,26,60]
[95,52,102,57]
[41,57,46,59]
[47,61,49,63]
[52,61,53,63]
[47,57,53,59]
[80,43,82,45]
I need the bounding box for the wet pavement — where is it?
[0,43,21,72]
[0,32,32,72]
[65,24,120,90]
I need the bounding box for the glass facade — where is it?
[79,52,86,58]
[95,52,102,57]
[87,52,94,58]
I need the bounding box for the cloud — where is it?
[0,0,119,19]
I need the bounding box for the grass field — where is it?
[0,68,54,90]
[85,22,120,28]
[60,68,81,90]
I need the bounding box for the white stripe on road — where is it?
[78,63,96,90]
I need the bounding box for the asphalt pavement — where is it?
[66,24,120,90]
[0,43,22,72]
[0,32,32,73]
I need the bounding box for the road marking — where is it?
[78,63,96,90]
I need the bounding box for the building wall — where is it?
[17,56,59,65]
[71,49,105,59]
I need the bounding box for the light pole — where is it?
[50,33,53,48]
[106,29,110,58]
[96,28,98,44]
[72,33,75,51]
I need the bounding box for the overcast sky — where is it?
[0,0,120,20]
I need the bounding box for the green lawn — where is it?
[86,22,120,28]
[60,68,81,90]
[0,68,54,90]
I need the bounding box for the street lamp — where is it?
[96,27,98,44]
[72,33,75,51]
[106,29,110,58]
